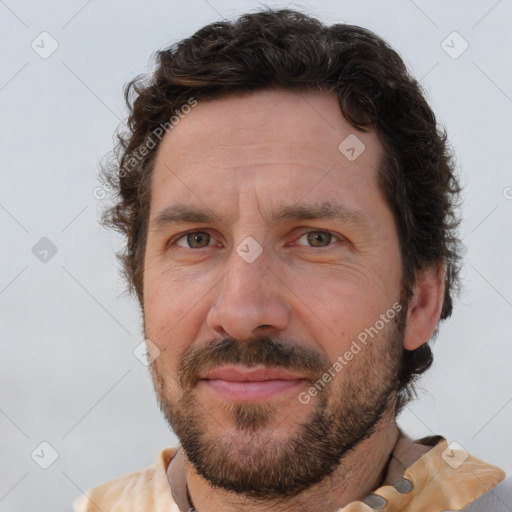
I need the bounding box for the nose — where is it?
[206,245,290,340]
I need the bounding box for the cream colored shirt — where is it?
[73,430,505,511]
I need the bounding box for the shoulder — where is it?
[72,448,179,512]
[461,475,512,511]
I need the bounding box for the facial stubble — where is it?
[149,304,406,501]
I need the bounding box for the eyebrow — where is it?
[151,201,372,233]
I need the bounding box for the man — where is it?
[74,8,510,512]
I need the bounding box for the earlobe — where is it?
[403,264,445,351]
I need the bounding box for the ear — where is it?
[403,263,445,350]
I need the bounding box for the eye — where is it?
[296,231,341,248]
[175,231,216,249]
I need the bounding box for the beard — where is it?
[149,299,407,501]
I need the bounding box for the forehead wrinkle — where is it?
[176,144,338,173]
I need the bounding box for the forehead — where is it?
[150,89,384,219]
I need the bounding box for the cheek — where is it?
[285,265,386,330]
[143,270,213,365]
[144,265,200,325]
[285,267,398,371]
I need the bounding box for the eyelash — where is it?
[171,230,344,250]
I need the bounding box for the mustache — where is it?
[178,336,331,390]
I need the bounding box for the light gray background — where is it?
[1,1,511,510]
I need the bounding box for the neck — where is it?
[175,409,400,512]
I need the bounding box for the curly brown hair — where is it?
[101,8,462,415]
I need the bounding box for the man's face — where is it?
[143,89,407,498]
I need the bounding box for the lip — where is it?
[200,365,307,402]
[202,365,305,382]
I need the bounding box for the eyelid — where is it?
[294,230,344,247]
[171,230,220,248]
[169,228,345,250]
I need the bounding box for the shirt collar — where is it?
[165,429,505,511]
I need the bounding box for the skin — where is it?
[143,89,445,512]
